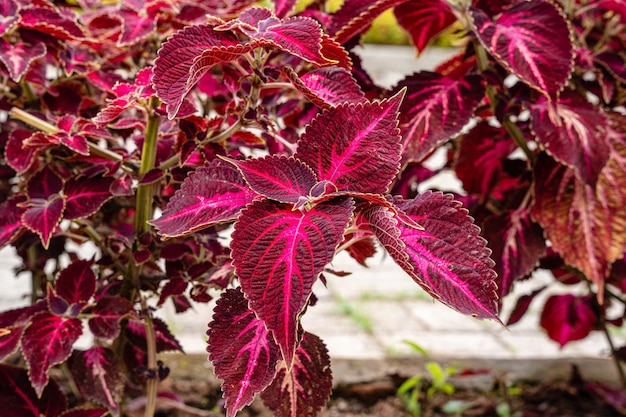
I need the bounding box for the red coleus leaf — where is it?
[207,288,281,417]
[69,348,123,413]
[454,122,518,199]
[329,0,408,45]
[151,158,258,238]
[64,175,115,220]
[531,151,626,302]
[19,6,85,40]
[0,0,18,35]
[0,364,67,417]
[506,286,546,326]
[261,332,332,417]
[153,24,249,119]
[284,66,366,109]
[224,155,317,204]
[87,296,134,339]
[395,72,484,163]
[116,8,155,46]
[364,192,500,320]
[469,0,574,97]
[273,0,297,18]
[0,302,47,361]
[231,198,353,365]
[530,90,611,186]
[0,38,46,82]
[5,130,38,174]
[0,195,26,248]
[22,311,82,396]
[56,260,96,305]
[595,51,626,83]
[394,0,456,54]
[295,91,404,194]
[540,294,597,347]
[483,209,547,298]
[125,317,183,353]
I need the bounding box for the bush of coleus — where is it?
[1,0,625,416]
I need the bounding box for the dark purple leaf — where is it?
[394,72,484,163]
[284,66,366,109]
[56,260,96,304]
[540,294,597,347]
[506,286,547,326]
[394,0,456,54]
[595,51,626,83]
[64,175,114,220]
[469,0,573,97]
[261,332,332,417]
[0,364,67,417]
[69,348,123,413]
[231,198,353,364]
[0,38,46,82]
[5,130,38,174]
[0,195,26,248]
[0,0,18,35]
[225,155,317,204]
[364,192,500,320]
[157,277,188,307]
[530,90,611,185]
[21,194,65,249]
[207,288,281,417]
[88,296,134,339]
[151,158,258,238]
[296,91,404,194]
[22,311,82,396]
[483,209,547,298]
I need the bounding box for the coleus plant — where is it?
[0,1,624,417]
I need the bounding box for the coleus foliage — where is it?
[0,0,624,416]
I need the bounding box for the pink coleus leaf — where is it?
[22,311,83,397]
[273,0,297,18]
[540,294,597,347]
[0,364,67,417]
[0,302,47,361]
[0,38,46,82]
[5,130,39,174]
[87,296,134,340]
[394,71,485,163]
[261,332,332,417]
[364,192,500,320]
[151,158,258,238]
[284,66,366,109]
[116,8,155,46]
[64,175,115,220]
[531,150,626,302]
[153,24,251,119]
[19,6,86,40]
[530,90,611,185]
[231,198,353,365]
[483,209,547,298]
[69,348,123,413]
[329,0,408,45]
[207,288,281,417]
[224,155,317,204]
[469,0,574,97]
[295,90,404,194]
[394,0,456,54]
[0,0,18,35]
[56,260,96,305]
[0,195,26,248]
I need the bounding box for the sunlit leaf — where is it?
[394,0,456,54]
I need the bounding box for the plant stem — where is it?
[134,97,161,233]
[141,296,159,417]
[600,316,626,390]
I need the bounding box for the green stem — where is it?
[134,97,161,234]
[141,296,159,417]
[601,315,626,390]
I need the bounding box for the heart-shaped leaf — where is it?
[394,0,456,54]
[0,38,46,82]
[69,348,123,413]
[469,0,573,97]
[153,24,250,118]
[394,71,484,163]
[231,198,353,365]
[151,158,258,238]
[22,312,83,396]
[0,364,67,417]
[64,175,114,220]
[224,155,317,204]
[21,195,65,249]
[295,91,404,194]
[284,66,366,109]
[530,90,611,185]
[540,294,596,347]
[87,296,134,340]
[364,192,500,320]
[56,260,96,305]
[261,332,332,417]
[207,288,281,417]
